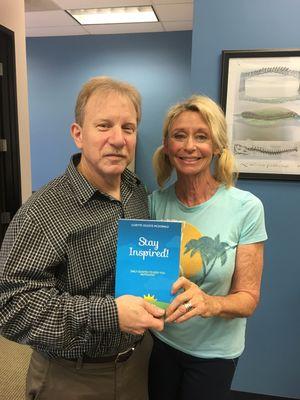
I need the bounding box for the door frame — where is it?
[0,24,21,244]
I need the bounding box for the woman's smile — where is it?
[178,156,201,163]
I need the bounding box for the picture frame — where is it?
[220,49,300,180]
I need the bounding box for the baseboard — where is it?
[230,390,296,400]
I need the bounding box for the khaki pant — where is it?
[26,332,152,400]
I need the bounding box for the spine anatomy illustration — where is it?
[234,143,299,156]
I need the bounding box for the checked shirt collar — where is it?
[66,153,141,205]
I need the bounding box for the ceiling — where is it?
[25,0,193,37]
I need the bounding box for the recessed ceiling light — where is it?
[66,6,158,25]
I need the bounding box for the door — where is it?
[0,25,21,246]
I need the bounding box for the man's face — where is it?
[71,91,137,186]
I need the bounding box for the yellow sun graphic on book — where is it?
[180,222,203,278]
[143,294,157,303]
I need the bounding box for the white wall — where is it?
[0,0,32,202]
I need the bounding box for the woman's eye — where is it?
[172,132,186,141]
[195,134,208,142]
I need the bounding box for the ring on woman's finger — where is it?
[183,301,193,312]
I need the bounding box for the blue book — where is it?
[115,219,182,309]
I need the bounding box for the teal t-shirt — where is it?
[149,184,267,359]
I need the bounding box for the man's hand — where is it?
[115,295,165,335]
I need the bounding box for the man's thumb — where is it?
[143,300,165,318]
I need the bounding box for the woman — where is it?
[148,95,267,400]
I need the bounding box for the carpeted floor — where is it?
[0,336,32,400]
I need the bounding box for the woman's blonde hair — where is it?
[153,95,238,187]
[75,76,141,126]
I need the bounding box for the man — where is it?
[0,76,164,400]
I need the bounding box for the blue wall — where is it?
[26,31,192,192]
[191,0,300,398]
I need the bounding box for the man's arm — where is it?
[0,214,113,348]
[0,214,164,350]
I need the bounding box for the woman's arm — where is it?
[165,242,264,323]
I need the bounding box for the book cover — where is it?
[115,219,182,309]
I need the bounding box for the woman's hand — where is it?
[165,277,221,323]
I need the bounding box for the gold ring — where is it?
[183,302,193,312]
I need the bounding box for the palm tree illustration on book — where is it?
[182,234,235,286]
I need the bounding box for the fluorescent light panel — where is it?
[67,6,158,25]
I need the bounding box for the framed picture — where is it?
[220,49,300,180]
